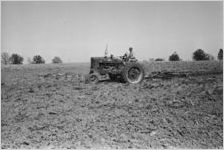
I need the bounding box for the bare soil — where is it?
[1,64,223,149]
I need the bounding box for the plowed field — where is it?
[1,62,223,149]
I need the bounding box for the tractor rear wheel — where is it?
[122,63,145,84]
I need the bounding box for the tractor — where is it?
[85,54,145,84]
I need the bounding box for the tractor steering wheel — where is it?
[120,54,128,61]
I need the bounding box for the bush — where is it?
[9,53,24,64]
[1,52,10,65]
[218,49,223,60]
[193,49,209,61]
[155,58,164,61]
[52,56,62,64]
[32,55,45,64]
[169,52,181,61]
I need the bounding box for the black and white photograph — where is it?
[1,1,223,149]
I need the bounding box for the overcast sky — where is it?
[1,1,223,63]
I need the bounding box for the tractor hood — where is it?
[90,57,123,69]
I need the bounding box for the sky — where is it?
[1,1,223,63]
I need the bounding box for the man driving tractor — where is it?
[106,46,136,61]
[122,47,136,62]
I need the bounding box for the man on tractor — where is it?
[127,47,134,59]
[123,47,137,62]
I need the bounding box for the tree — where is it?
[52,56,62,64]
[1,52,10,65]
[32,55,45,64]
[155,58,164,61]
[218,49,223,60]
[169,51,181,61]
[9,53,24,64]
[193,49,209,61]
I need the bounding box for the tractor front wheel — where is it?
[85,73,99,84]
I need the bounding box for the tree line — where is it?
[1,53,62,65]
[150,48,223,62]
[1,48,223,65]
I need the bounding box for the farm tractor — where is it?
[85,53,145,84]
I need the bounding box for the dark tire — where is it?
[122,63,145,84]
[88,73,99,84]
